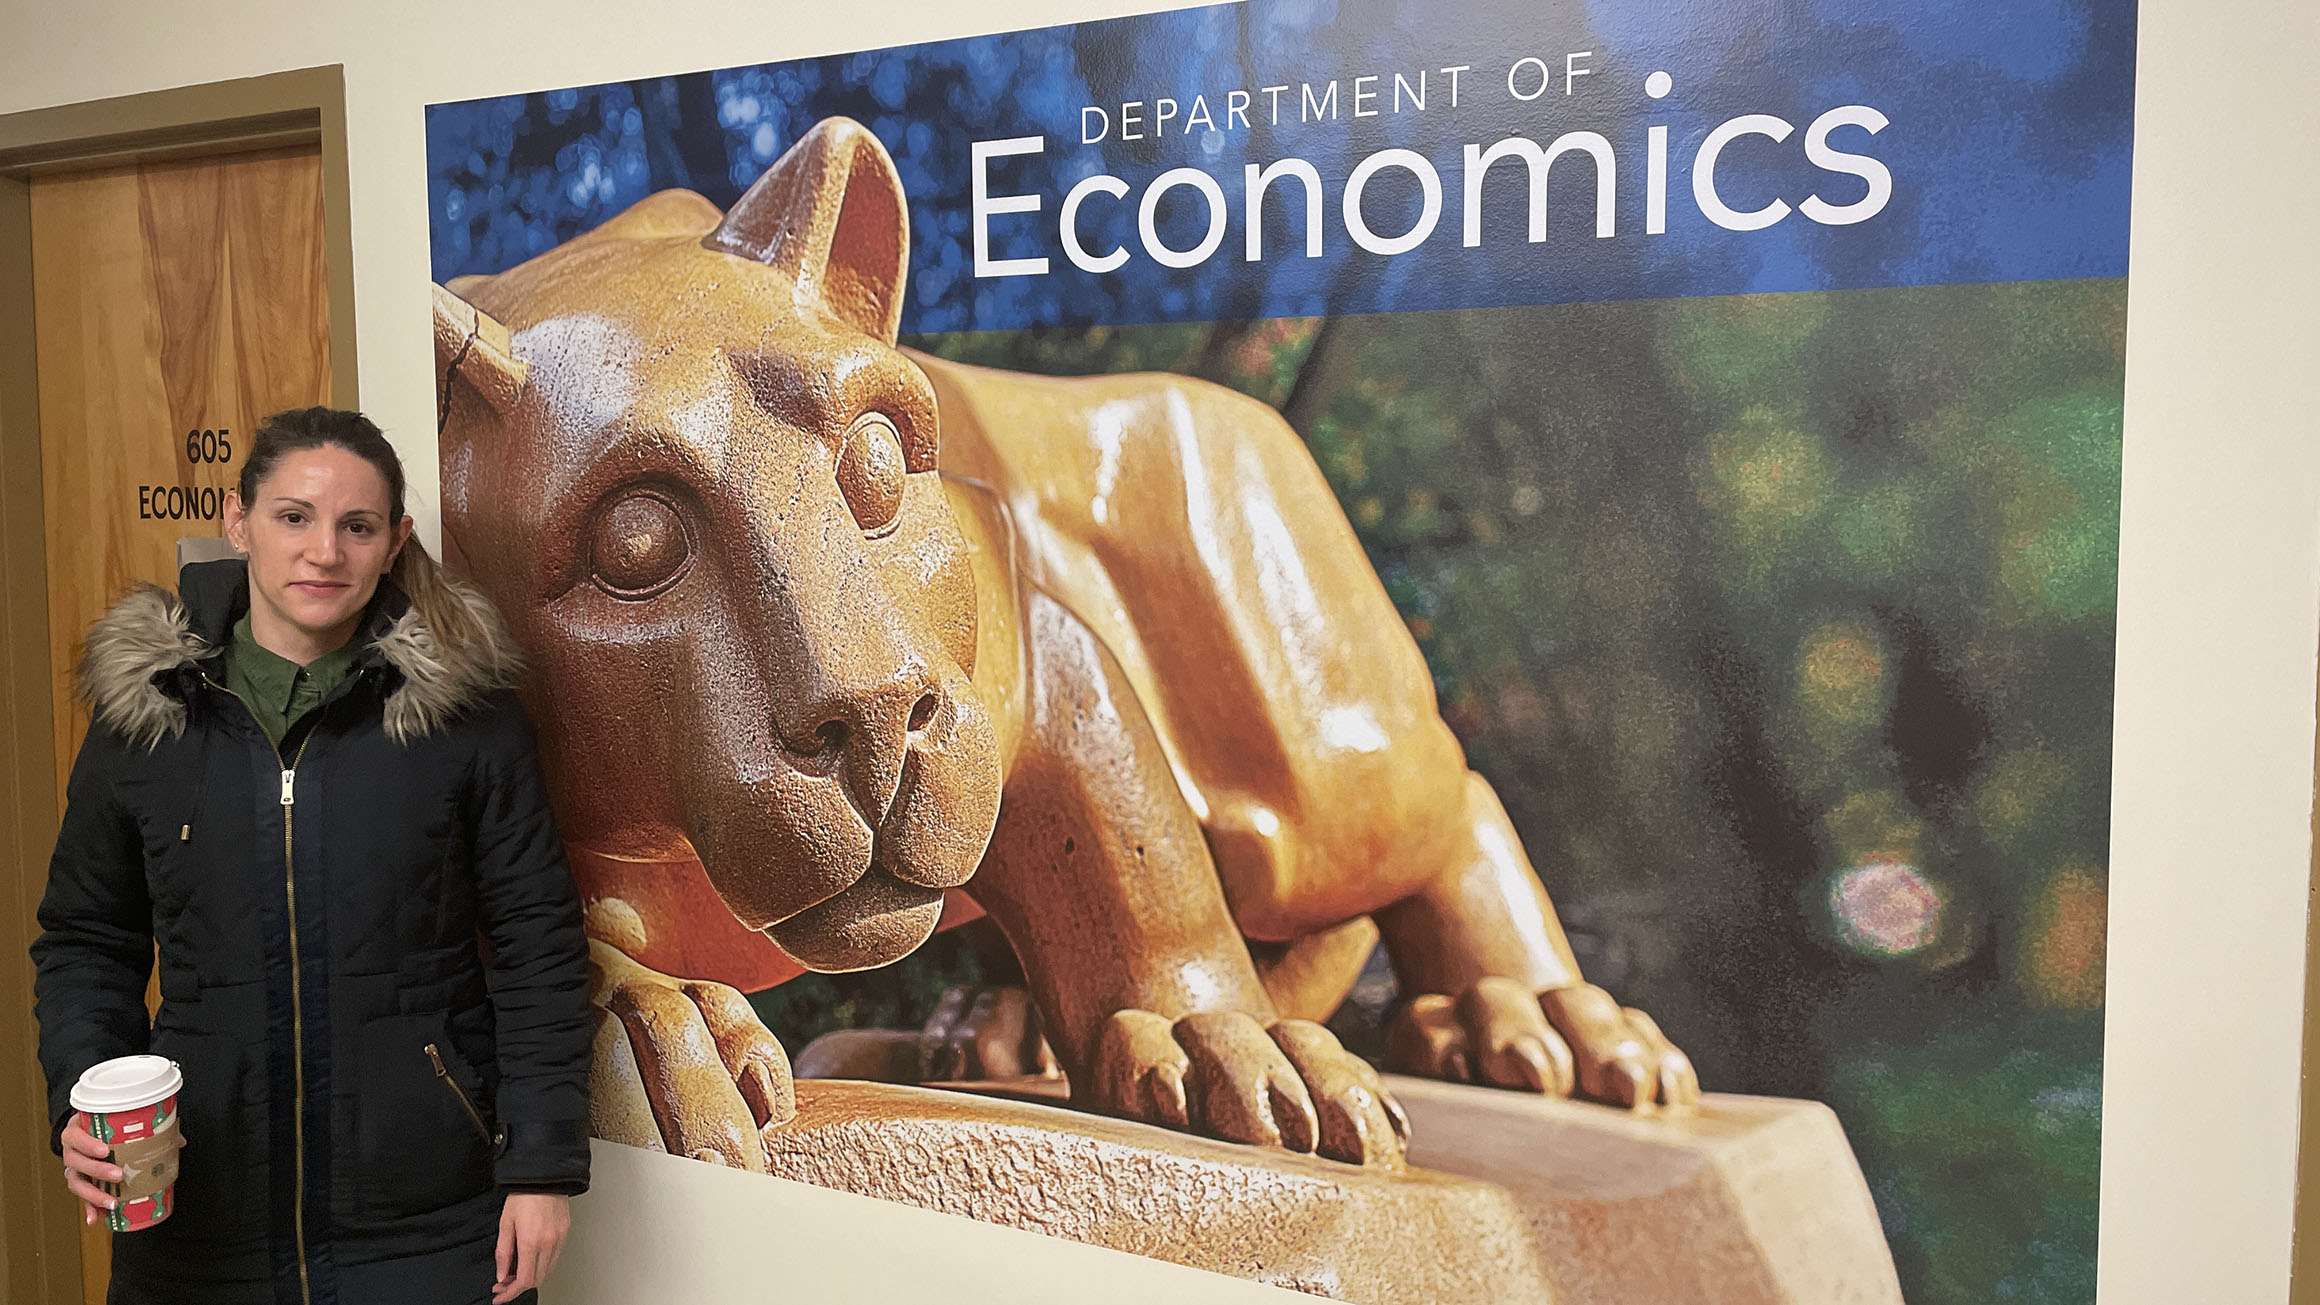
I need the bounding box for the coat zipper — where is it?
[423,1043,503,1151]
[203,673,316,1305]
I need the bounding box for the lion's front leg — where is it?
[969,590,1407,1167]
[585,931,796,1167]
[1374,774,1701,1109]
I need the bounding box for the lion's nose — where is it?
[781,668,945,823]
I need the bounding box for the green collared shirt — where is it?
[221,614,359,749]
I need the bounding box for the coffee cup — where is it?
[70,1055,185,1232]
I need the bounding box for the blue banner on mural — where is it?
[426,0,2134,333]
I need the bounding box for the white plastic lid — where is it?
[69,1055,183,1113]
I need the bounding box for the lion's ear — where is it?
[706,117,908,344]
[432,282,528,431]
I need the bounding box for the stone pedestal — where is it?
[1389,1075,1904,1305]
[768,1078,1555,1303]
[775,1038,1902,1304]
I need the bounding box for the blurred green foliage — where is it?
[889,279,2121,1305]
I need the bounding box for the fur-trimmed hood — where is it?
[77,559,523,749]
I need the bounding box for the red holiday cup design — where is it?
[72,1056,185,1232]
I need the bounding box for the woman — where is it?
[32,407,591,1305]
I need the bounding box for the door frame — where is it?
[0,66,357,1305]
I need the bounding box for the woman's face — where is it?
[224,446,413,649]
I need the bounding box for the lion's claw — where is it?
[1088,1007,1405,1167]
[1090,1009,1192,1130]
[1392,983,1575,1090]
[1389,977,1698,1110]
[588,939,796,1171]
[1619,1004,1701,1108]
[1269,1018,1409,1162]
[1175,1011,1318,1153]
[1461,976,1575,1094]
[1540,984,1700,1109]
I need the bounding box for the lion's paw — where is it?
[1386,976,1573,1093]
[1540,984,1700,1109]
[1086,1008,1407,1168]
[587,938,795,1171]
[1386,976,1698,1109]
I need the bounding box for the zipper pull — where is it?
[179,824,191,842]
[280,769,296,807]
[424,1043,499,1149]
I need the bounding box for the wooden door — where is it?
[26,140,329,1305]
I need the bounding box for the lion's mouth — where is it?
[762,861,946,972]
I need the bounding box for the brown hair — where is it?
[239,406,489,654]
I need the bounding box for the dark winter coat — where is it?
[32,559,592,1305]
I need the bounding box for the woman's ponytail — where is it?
[392,538,505,664]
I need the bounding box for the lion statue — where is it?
[431,117,1697,1173]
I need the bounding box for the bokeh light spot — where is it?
[1798,621,1885,723]
[1831,858,1944,957]
[2022,867,2106,1010]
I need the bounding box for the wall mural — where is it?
[427,1,2131,1300]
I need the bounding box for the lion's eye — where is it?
[589,491,690,599]
[837,412,906,535]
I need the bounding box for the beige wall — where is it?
[2108,1,2320,1299]
[2,0,2316,1302]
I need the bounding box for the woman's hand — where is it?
[492,1191,571,1303]
[59,1112,125,1225]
